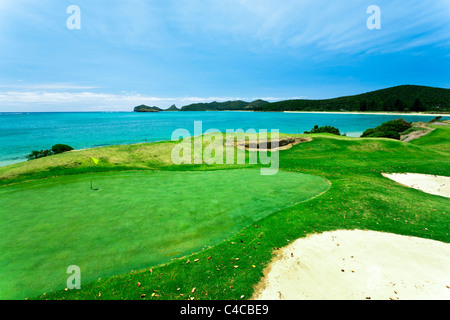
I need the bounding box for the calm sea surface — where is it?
[0,111,446,167]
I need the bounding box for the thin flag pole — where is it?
[90,157,93,190]
[89,157,99,191]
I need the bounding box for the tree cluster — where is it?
[27,144,74,160]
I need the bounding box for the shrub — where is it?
[51,144,74,154]
[361,119,412,140]
[26,144,74,161]
[304,125,341,136]
[370,130,401,140]
[26,149,53,160]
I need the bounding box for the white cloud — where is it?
[166,0,450,55]
[0,84,99,90]
[0,90,299,112]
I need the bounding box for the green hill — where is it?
[134,86,449,113]
[134,105,161,112]
[261,85,450,112]
[246,99,271,110]
[180,100,269,111]
[166,104,179,111]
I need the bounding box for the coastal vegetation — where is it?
[180,100,270,111]
[51,144,75,154]
[0,122,448,300]
[26,149,53,161]
[134,105,162,112]
[304,125,341,136]
[134,85,450,113]
[361,119,412,140]
[256,85,449,113]
[26,144,74,160]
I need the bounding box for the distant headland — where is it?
[134,104,180,112]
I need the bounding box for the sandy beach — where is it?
[284,111,450,116]
[252,230,450,300]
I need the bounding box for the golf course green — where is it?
[0,169,329,299]
[0,124,449,300]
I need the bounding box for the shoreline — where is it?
[0,113,446,168]
[2,111,450,116]
[284,111,450,116]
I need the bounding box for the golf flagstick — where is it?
[90,157,93,190]
[90,157,99,190]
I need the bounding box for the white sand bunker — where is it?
[382,173,450,198]
[252,230,450,300]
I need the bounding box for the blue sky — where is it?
[0,0,449,111]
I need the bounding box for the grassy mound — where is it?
[410,123,450,154]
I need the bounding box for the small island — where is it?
[134,104,180,112]
[134,105,161,112]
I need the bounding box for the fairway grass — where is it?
[0,169,329,299]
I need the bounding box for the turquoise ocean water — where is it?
[0,111,446,167]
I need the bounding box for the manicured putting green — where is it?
[0,169,329,299]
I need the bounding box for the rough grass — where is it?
[0,133,279,185]
[0,141,177,184]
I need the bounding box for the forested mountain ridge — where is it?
[259,85,450,112]
[135,86,449,112]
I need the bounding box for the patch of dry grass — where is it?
[0,141,178,182]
